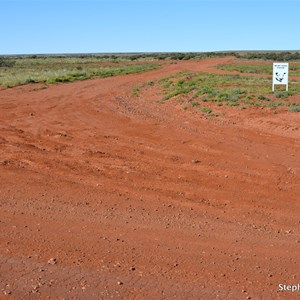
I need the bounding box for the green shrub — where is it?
[201,107,212,113]
[258,95,270,101]
[232,88,246,94]
[217,93,229,101]
[266,101,283,108]
[0,58,15,68]
[288,106,300,112]
[132,85,140,96]
[200,86,216,95]
[228,94,239,102]
[226,102,239,107]
[274,92,288,99]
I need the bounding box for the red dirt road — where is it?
[0,58,299,299]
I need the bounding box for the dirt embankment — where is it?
[0,57,299,299]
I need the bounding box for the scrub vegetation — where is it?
[0,56,158,88]
[157,71,300,114]
[1,52,300,117]
[1,51,300,88]
[217,61,300,76]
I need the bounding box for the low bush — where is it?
[201,107,212,114]
[0,58,15,68]
[274,92,288,99]
[288,106,300,112]
[258,95,270,101]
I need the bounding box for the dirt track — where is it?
[0,58,299,299]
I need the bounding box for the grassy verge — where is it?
[157,71,300,114]
[0,57,159,88]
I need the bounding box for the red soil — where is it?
[0,57,299,299]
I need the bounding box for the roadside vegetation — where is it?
[156,71,300,115]
[235,51,300,61]
[0,57,158,88]
[1,51,300,88]
[216,61,300,76]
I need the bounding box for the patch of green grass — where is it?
[266,101,284,108]
[288,105,300,112]
[201,107,212,114]
[146,80,154,86]
[158,70,300,111]
[226,101,240,107]
[217,61,300,76]
[208,113,218,117]
[228,94,239,102]
[253,101,263,107]
[258,95,270,101]
[216,63,272,75]
[274,91,288,99]
[231,88,247,94]
[132,85,140,97]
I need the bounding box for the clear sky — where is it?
[1,0,299,55]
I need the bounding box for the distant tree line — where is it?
[235,51,300,61]
[111,52,238,61]
[1,51,300,64]
[98,51,300,61]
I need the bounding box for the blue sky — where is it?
[1,0,299,54]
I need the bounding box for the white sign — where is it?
[272,62,289,91]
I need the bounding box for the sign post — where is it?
[272,63,289,92]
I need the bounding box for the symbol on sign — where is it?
[273,63,288,91]
[275,72,286,83]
